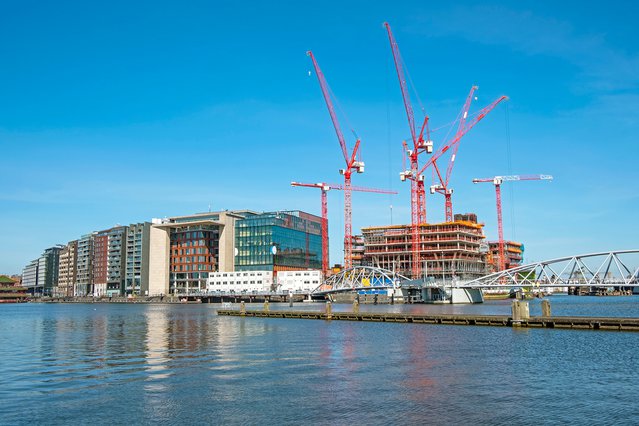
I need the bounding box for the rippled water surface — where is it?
[2,298,639,425]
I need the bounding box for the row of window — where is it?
[172,256,214,264]
[171,264,213,272]
[172,247,211,256]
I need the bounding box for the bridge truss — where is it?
[314,266,409,294]
[462,250,639,289]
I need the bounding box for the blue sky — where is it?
[2,1,638,273]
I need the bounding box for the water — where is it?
[1,297,639,425]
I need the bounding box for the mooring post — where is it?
[353,299,359,314]
[289,291,293,308]
[326,301,332,320]
[264,299,270,312]
[521,301,530,320]
[240,301,246,316]
[511,300,521,326]
[541,299,551,317]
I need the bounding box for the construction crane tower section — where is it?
[384,21,432,279]
[291,182,396,275]
[307,51,365,269]
[472,174,553,271]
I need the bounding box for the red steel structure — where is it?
[472,174,553,271]
[291,181,397,274]
[384,22,432,278]
[307,51,365,269]
[423,91,508,222]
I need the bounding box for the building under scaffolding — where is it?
[361,213,487,281]
[487,241,524,273]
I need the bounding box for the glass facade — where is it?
[235,211,322,271]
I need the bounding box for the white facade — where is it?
[276,270,321,293]
[207,270,321,293]
[207,270,273,293]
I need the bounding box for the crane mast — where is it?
[472,174,553,271]
[291,182,397,274]
[384,22,432,279]
[306,51,365,268]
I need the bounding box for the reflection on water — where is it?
[1,299,639,425]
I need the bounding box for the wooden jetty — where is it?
[217,309,639,331]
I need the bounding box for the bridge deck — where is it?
[217,310,639,331]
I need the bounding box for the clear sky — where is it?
[2,0,638,274]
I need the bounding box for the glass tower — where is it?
[235,211,322,271]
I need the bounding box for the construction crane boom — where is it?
[473,174,553,271]
[421,95,508,175]
[422,94,507,222]
[291,182,397,274]
[306,52,365,269]
[445,86,478,186]
[384,21,432,279]
[306,51,350,163]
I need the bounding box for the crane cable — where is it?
[505,102,516,241]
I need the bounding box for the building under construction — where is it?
[361,213,487,281]
[487,241,524,273]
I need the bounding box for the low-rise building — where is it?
[276,270,321,292]
[206,269,320,293]
[207,270,274,293]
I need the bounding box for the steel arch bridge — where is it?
[313,266,408,294]
[460,250,639,289]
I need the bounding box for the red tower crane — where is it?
[307,51,365,269]
[291,182,397,274]
[423,92,508,222]
[384,21,432,279]
[472,174,553,271]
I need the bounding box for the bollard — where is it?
[541,299,551,317]
[352,299,359,314]
[511,300,522,326]
[240,301,246,315]
[520,301,530,320]
[326,301,332,320]
[289,291,293,308]
[511,300,521,322]
[264,299,270,312]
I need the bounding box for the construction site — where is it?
[299,22,553,283]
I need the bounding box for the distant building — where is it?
[93,226,128,297]
[154,211,242,295]
[206,269,320,293]
[361,213,487,280]
[21,259,39,293]
[487,241,524,273]
[124,223,150,296]
[0,275,27,303]
[276,270,322,292]
[207,270,274,293]
[106,227,127,296]
[351,235,366,267]
[21,246,63,295]
[234,211,322,272]
[57,240,78,297]
[21,209,325,297]
[76,234,95,296]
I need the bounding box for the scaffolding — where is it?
[362,213,487,281]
